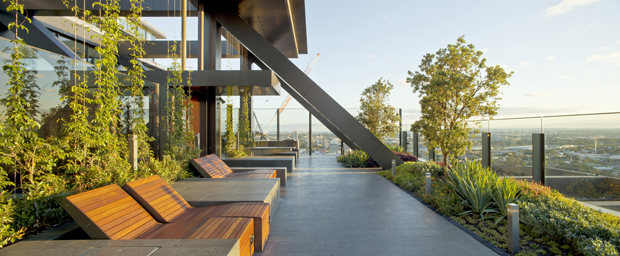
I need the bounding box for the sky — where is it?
[144,0,620,126]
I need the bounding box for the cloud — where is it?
[383,16,389,20]
[615,40,620,44]
[519,61,531,67]
[585,70,596,74]
[600,46,610,50]
[480,48,490,53]
[546,56,556,61]
[558,75,571,79]
[586,50,620,66]
[394,79,409,88]
[385,55,389,58]
[525,89,561,97]
[546,0,600,17]
[367,54,375,58]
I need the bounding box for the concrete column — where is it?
[482,132,491,168]
[429,148,435,162]
[533,133,545,185]
[204,10,221,156]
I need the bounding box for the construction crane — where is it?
[254,53,320,139]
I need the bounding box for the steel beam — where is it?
[0,11,80,60]
[216,12,403,168]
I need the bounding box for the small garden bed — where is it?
[378,161,620,256]
[337,147,418,168]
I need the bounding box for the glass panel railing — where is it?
[488,117,541,179]
[542,113,620,213]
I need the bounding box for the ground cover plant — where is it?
[337,148,418,168]
[378,161,620,255]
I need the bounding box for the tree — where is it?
[356,78,400,141]
[408,36,513,167]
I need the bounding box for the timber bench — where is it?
[191,154,287,186]
[61,184,256,256]
[123,175,271,252]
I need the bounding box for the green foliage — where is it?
[238,87,251,147]
[492,177,520,223]
[337,150,369,168]
[408,36,513,166]
[223,104,245,157]
[397,161,444,177]
[519,184,620,255]
[356,78,400,141]
[140,156,191,184]
[387,144,404,153]
[0,192,24,248]
[444,161,499,219]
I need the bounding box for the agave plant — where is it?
[492,177,521,223]
[445,161,499,220]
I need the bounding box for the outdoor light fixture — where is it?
[392,160,396,177]
[217,97,226,104]
[425,172,432,195]
[507,203,520,254]
[239,87,244,93]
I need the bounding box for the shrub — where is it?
[518,181,620,255]
[492,177,521,223]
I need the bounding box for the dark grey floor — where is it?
[259,155,497,256]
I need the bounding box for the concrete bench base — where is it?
[1,239,240,256]
[223,156,295,173]
[171,178,280,216]
[231,167,287,186]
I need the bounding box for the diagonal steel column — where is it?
[216,12,403,168]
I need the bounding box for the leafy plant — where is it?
[444,161,499,220]
[492,177,520,223]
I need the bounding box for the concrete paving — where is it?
[259,155,497,256]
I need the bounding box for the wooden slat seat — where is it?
[61,184,255,256]
[124,175,271,252]
[191,154,277,180]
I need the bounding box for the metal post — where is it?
[533,133,545,185]
[401,131,408,152]
[507,203,520,254]
[198,4,204,70]
[236,132,240,152]
[482,132,491,168]
[399,108,402,147]
[194,133,200,149]
[429,148,435,162]
[309,113,312,155]
[128,135,138,171]
[276,110,280,141]
[425,172,432,195]
[412,132,419,157]
[392,160,396,177]
[181,0,187,70]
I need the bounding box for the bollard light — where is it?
[425,172,432,195]
[391,160,396,177]
[507,203,520,254]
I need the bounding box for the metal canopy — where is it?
[8,0,307,58]
[143,70,281,96]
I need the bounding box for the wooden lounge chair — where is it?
[191,154,286,186]
[61,184,255,256]
[123,175,271,252]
